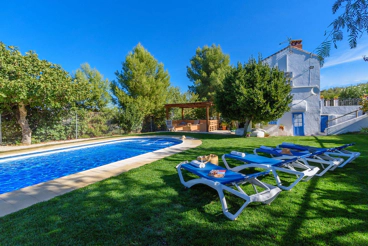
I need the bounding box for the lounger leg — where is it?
[325,151,359,168]
[271,157,319,181]
[177,164,282,220]
[271,167,305,191]
[247,179,282,205]
[304,156,341,176]
[214,183,252,220]
[288,160,320,181]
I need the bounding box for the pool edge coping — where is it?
[0,135,202,218]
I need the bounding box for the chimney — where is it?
[290,39,302,49]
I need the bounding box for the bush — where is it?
[360,98,368,113]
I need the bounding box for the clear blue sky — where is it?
[1,0,367,91]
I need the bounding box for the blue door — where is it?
[321,115,328,132]
[292,113,305,136]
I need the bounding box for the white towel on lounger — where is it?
[230,151,246,157]
[190,160,206,168]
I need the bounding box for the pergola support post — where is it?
[206,106,210,132]
[166,107,170,120]
[164,102,214,132]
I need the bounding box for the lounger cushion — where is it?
[257,147,310,157]
[181,163,270,185]
[224,154,284,166]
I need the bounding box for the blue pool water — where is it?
[0,138,181,194]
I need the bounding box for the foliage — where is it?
[316,0,368,63]
[0,111,22,144]
[216,57,292,136]
[221,122,228,127]
[74,63,111,111]
[112,43,171,131]
[339,84,368,99]
[360,98,368,112]
[0,42,88,144]
[112,43,170,116]
[321,82,368,99]
[119,100,146,133]
[166,87,200,120]
[360,127,368,133]
[141,87,198,132]
[321,86,344,99]
[187,44,230,102]
[1,107,120,144]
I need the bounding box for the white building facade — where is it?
[263,40,322,136]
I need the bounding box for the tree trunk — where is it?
[242,118,252,137]
[16,103,32,145]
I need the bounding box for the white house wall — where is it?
[322,106,361,115]
[322,106,362,126]
[264,47,321,136]
[326,114,368,135]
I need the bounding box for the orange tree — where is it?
[215,57,292,137]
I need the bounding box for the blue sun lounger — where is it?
[221,152,312,191]
[256,145,341,176]
[176,161,282,220]
[278,142,360,168]
[253,146,320,178]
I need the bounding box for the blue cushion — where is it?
[181,163,270,185]
[224,153,299,167]
[225,154,283,165]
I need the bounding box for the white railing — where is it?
[322,98,362,106]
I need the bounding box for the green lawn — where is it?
[0,133,367,245]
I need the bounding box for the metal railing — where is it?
[327,110,360,128]
[323,98,362,106]
[338,98,362,106]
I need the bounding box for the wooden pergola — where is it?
[164,101,215,132]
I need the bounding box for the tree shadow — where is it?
[0,134,367,245]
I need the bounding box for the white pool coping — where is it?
[0,135,202,217]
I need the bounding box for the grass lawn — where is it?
[0,133,367,245]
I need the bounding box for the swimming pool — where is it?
[0,137,181,195]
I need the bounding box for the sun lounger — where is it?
[263,144,342,176]
[253,146,320,179]
[222,152,312,191]
[176,161,281,220]
[278,142,360,168]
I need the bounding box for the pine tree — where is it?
[111,43,171,132]
[74,63,111,111]
[187,44,230,102]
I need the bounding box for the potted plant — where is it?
[221,122,228,130]
[246,132,251,137]
[230,126,237,132]
[279,124,284,131]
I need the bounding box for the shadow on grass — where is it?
[0,134,367,245]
